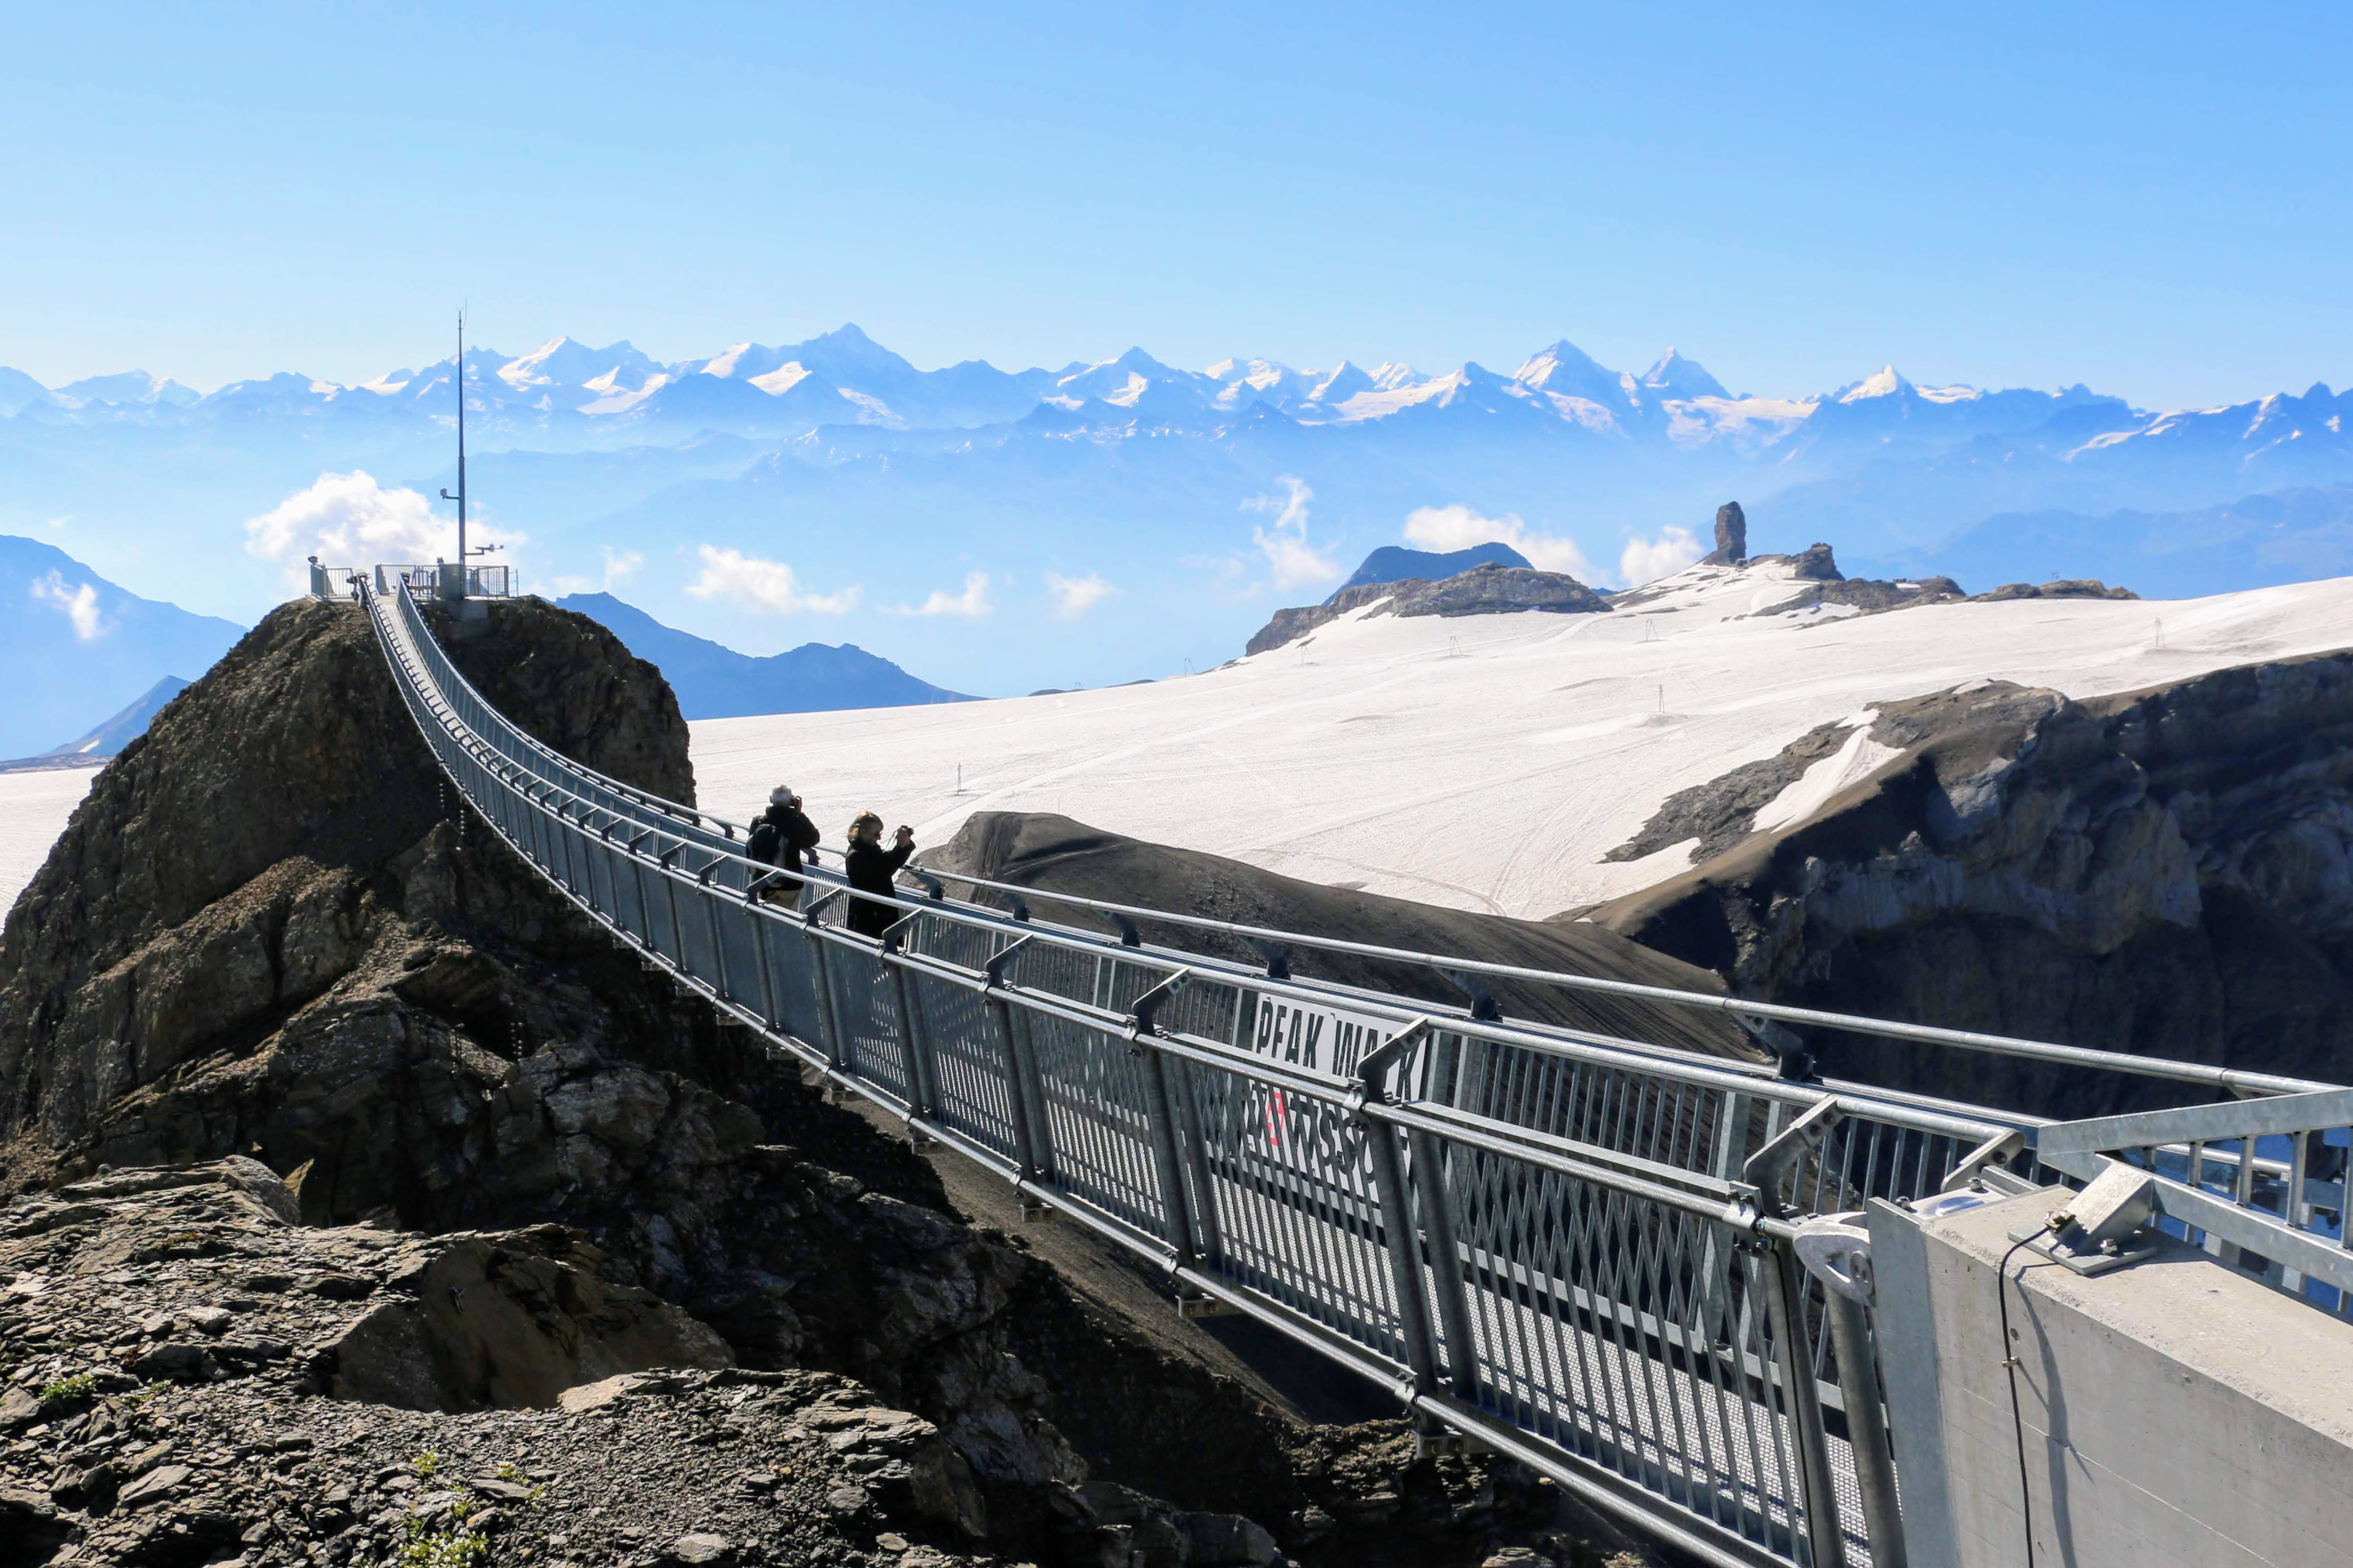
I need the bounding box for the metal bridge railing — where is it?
[353,575,2353,1568]
[360,562,515,601]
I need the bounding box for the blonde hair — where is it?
[849,811,884,841]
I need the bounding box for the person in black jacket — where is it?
[746,785,822,889]
[844,810,914,939]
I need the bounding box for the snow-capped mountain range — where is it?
[13,324,2350,497]
[0,325,2134,444]
[10,322,2353,718]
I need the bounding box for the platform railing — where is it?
[356,575,2353,1568]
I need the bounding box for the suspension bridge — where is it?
[335,563,2353,1568]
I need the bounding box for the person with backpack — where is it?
[844,811,915,938]
[746,785,822,899]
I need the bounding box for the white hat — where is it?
[771,785,795,804]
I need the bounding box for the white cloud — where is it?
[1044,571,1116,618]
[1403,504,1600,582]
[1243,475,1342,589]
[1618,526,1704,588]
[242,470,520,589]
[901,571,993,617]
[30,572,104,640]
[547,546,647,598]
[686,545,861,615]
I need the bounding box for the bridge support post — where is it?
[1406,1126,1480,1399]
[1009,1009,1057,1182]
[881,947,941,1118]
[803,919,850,1073]
[1138,1044,1200,1263]
[1167,1057,1224,1265]
[1758,1235,1848,1568]
[985,994,1044,1176]
[1364,1111,1442,1395]
[981,935,1046,1177]
[1128,974,1199,1264]
[1822,1286,1906,1568]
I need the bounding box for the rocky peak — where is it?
[0,595,691,1164]
[1784,541,1840,580]
[1700,502,1747,565]
[1975,579,2138,602]
[1246,564,1610,656]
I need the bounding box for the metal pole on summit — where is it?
[439,311,468,600]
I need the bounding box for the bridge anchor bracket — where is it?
[1410,1422,1491,1460]
[1175,1291,1238,1320]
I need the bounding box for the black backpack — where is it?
[747,818,781,864]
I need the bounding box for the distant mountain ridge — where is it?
[17,327,2349,540]
[0,325,2181,457]
[1342,542,1533,589]
[16,326,2353,704]
[551,592,971,719]
[0,675,191,773]
[0,536,243,758]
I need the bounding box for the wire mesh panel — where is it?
[908,969,1023,1161]
[903,911,1018,974]
[1438,1139,1818,1560]
[1433,1034,1736,1178]
[708,897,770,1014]
[752,918,822,1042]
[676,879,723,990]
[1021,1010,1170,1237]
[643,866,685,967]
[1181,1063,1407,1358]
[824,945,913,1107]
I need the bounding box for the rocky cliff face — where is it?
[1245,566,1611,657]
[1595,655,2353,1113]
[0,596,1654,1568]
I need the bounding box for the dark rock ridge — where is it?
[0,596,1657,1567]
[1621,540,1972,621]
[1246,565,1612,657]
[1595,657,2353,1115]
[1974,579,2138,602]
[1604,719,1862,867]
[925,812,1757,1064]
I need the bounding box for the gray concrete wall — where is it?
[1869,1187,2353,1568]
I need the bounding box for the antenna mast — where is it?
[437,311,470,595]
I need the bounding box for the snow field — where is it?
[0,767,98,915]
[690,562,2353,920]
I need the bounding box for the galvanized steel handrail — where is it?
[867,859,2337,1100]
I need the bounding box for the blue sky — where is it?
[5,4,2351,407]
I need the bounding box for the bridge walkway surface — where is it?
[348,571,2353,1568]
